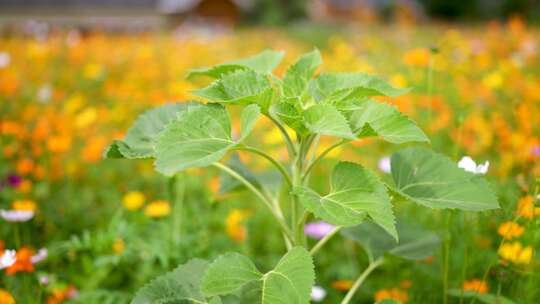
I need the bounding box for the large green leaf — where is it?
[193,70,272,108]
[202,253,262,297]
[188,50,284,79]
[103,102,197,159]
[447,290,516,304]
[131,259,208,304]
[294,162,397,240]
[261,247,314,304]
[310,72,408,102]
[201,247,314,304]
[303,104,355,139]
[390,148,499,211]
[282,49,322,98]
[341,220,440,261]
[349,100,429,144]
[154,104,260,176]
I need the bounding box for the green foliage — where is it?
[202,247,314,304]
[131,259,209,304]
[341,220,440,261]
[154,104,260,176]
[104,102,197,159]
[188,50,284,79]
[294,162,397,240]
[390,147,499,210]
[103,49,501,304]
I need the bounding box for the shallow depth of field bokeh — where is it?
[1,1,540,303]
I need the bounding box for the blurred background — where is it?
[1,1,540,304]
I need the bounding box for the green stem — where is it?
[212,162,294,243]
[235,145,292,187]
[310,226,342,255]
[302,139,347,183]
[341,258,385,304]
[266,114,296,157]
[442,210,452,304]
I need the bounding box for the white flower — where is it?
[458,156,489,174]
[311,285,327,302]
[0,52,10,69]
[31,248,48,264]
[37,84,52,104]
[0,250,16,269]
[0,209,35,222]
[378,156,391,173]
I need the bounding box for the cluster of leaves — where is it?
[104,49,499,303]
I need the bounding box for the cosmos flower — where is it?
[458,156,489,174]
[304,221,336,240]
[498,242,533,265]
[0,250,16,269]
[462,279,488,294]
[0,209,35,222]
[497,221,524,240]
[374,287,409,303]
[144,200,171,218]
[225,209,250,242]
[311,286,326,302]
[30,248,48,264]
[0,52,10,69]
[0,289,15,304]
[378,156,391,173]
[122,191,145,211]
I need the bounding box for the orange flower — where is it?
[375,287,409,303]
[403,48,430,67]
[5,247,35,275]
[82,136,107,163]
[331,280,354,291]
[15,158,35,175]
[463,279,488,294]
[47,135,72,153]
[516,195,540,219]
[12,199,37,212]
[46,285,78,304]
[497,221,524,240]
[0,289,15,304]
[144,200,171,218]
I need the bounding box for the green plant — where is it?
[103,49,499,303]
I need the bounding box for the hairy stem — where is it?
[266,114,296,157]
[235,145,292,187]
[310,226,342,255]
[213,162,294,243]
[302,139,347,182]
[341,258,385,304]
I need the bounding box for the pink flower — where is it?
[304,221,336,239]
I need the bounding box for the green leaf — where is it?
[103,102,197,159]
[154,104,260,176]
[282,49,322,98]
[310,72,408,102]
[193,70,273,110]
[294,162,397,240]
[209,297,223,304]
[270,101,307,135]
[447,290,516,304]
[349,100,429,144]
[303,104,355,139]
[390,148,499,211]
[202,253,263,297]
[261,247,314,304]
[240,104,262,140]
[131,258,208,304]
[201,247,314,304]
[341,220,440,261]
[188,50,284,79]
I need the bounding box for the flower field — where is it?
[1,18,540,304]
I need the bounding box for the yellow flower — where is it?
[498,242,534,265]
[497,221,524,239]
[374,287,409,303]
[12,199,37,212]
[225,209,250,242]
[403,48,430,67]
[75,107,98,129]
[482,72,503,89]
[516,195,540,219]
[122,191,145,211]
[144,200,171,218]
[0,289,15,304]
[112,239,125,255]
[463,279,488,294]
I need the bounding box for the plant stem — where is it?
[442,210,452,304]
[310,226,342,255]
[341,258,385,304]
[302,139,347,182]
[235,145,292,187]
[266,114,296,157]
[212,162,294,243]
